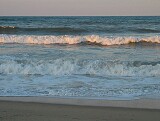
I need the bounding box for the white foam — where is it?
[0,26,16,29]
[0,35,160,45]
[0,59,160,77]
[0,59,77,75]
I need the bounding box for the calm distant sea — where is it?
[0,16,160,99]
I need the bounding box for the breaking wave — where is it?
[0,26,17,29]
[0,59,160,77]
[0,35,160,46]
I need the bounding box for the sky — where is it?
[0,0,160,16]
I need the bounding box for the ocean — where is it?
[0,16,160,99]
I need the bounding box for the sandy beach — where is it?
[0,97,160,121]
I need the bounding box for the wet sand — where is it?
[0,97,160,121]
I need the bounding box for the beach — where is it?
[0,16,160,121]
[0,97,160,121]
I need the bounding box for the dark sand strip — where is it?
[0,97,160,121]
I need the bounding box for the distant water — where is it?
[0,16,160,99]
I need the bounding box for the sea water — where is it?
[0,16,160,99]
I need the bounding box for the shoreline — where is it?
[0,97,160,121]
[0,96,160,109]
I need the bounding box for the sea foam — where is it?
[0,35,160,45]
[0,59,160,77]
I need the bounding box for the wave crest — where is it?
[0,59,160,77]
[0,35,160,46]
[0,26,17,29]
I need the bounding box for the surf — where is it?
[0,35,160,46]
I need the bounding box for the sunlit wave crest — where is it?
[0,35,160,45]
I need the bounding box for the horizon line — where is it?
[0,15,160,17]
